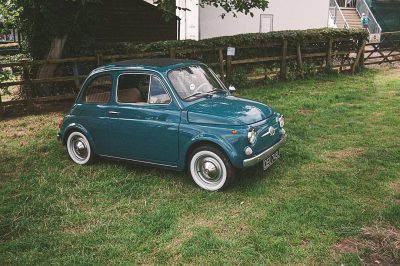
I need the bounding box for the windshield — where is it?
[168,65,226,101]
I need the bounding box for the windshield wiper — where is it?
[183,91,212,100]
[207,88,226,95]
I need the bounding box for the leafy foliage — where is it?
[16,0,100,58]
[0,0,21,34]
[70,28,368,57]
[6,0,269,58]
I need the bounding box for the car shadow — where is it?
[96,156,280,192]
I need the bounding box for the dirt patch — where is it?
[326,148,365,159]
[371,112,385,117]
[334,102,361,107]
[62,226,86,235]
[297,109,313,116]
[390,180,400,194]
[300,239,311,248]
[0,112,62,140]
[334,226,400,265]
[334,238,359,254]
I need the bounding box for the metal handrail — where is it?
[329,0,349,29]
[356,0,382,34]
[337,0,357,8]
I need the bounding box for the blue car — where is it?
[58,59,287,191]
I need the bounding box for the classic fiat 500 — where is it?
[58,59,287,191]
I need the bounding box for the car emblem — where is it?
[262,126,276,137]
[269,126,276,136]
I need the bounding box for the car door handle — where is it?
[108,111,120,115]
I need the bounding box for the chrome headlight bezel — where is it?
[278,115,285,128]
[247,129,257,144]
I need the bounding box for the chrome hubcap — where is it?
[72,137,88,160]
[196,156,222,183]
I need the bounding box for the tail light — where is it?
[58,118,63,129]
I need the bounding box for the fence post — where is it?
[360,39,365,68]
[279,39,288,81]
[218,48,225,82]
[72,62,80,90]
[0,92,3,117]
[23,62,33,111]
[296,43,304,79]
[327,38,333,68]
[226,53,232,84]
[96,53,104,67]
[352,40,366,74]
[169,48,176,59]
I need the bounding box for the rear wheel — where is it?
[188,145,235,191]
[66,131,95,165]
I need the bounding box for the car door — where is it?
[74,73,114,155]
[106,72,181,166]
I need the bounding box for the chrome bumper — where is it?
[243,133,287,168]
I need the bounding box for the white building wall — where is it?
[199,0,330,39]
[176,0,199,40]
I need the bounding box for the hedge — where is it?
[66,28,368,57]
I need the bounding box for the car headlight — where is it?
[247,129,257,144]
[278,115,285,127]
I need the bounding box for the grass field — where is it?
[1,68,399,265]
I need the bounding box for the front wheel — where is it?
[189,146,235,191]
[66,131,95,165]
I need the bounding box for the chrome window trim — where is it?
[166,64,228,101]
[81,73,114,105]
[99,154,178,169]
[115,73,172,106]
[90,68,183,109]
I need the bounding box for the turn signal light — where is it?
[58,118,63,129]
[231,129,237,135]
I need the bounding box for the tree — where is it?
[4,0,269,92]
[15,0,269,57]
[157,0,269,18]
[0,0,21,35]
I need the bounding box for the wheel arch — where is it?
[184,138,238,170]
[62,124,94,147]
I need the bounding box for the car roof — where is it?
[93,58,201,74]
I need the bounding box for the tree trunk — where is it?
[36,35,68,96]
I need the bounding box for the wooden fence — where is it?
[1,31,399,115]
[364,32,400,65]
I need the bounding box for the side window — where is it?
[149,76,171,104]
[117,74,170,105]
[117,74,150,104]
[84,75,112,104]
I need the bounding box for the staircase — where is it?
[340,8,362,29]
[329,0,382,34]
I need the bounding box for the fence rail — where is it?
[1,32,399,115]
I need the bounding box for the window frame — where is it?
[115,73,172,106]
[81,74,114,105]
[167,64,228,102]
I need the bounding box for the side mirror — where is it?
[228,85,236,92]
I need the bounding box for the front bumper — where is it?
[243,133,287,168]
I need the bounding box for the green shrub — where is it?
[67,28,367,57]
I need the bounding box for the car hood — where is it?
[187,96,273,125]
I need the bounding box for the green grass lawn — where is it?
[1,68,399,265]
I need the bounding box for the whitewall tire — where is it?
[66,131,94,165]
[189,145,235,191]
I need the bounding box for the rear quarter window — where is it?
[83,75,113,104]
